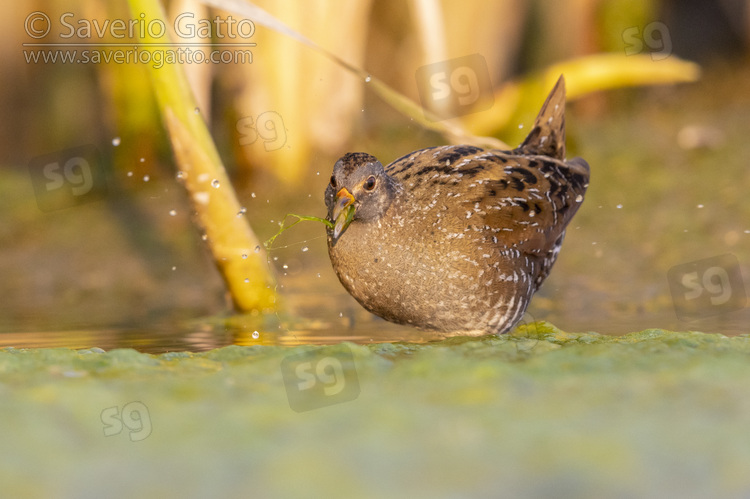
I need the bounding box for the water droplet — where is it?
[127,171,133,177]
[697,204,704,209]
[171,266,176,271]
[365,75,372,82]
[139,157,145,163]
[518,124,524,129]
[282,264,288,269]
[194,107,200,114]
[244,278,249,283]
[575,194,583,202]
[112,137,121,146]
[273,257,278,261]
[176,171,184,179]
[251,192,256,198]
[211,179,220,188]
[616,204,623,209]
[242,253,248,259]
[169,209,177,216]
[237,207,247,217]
[301,246,309,252]
[254,245,260,253]
[252,331,259,339]
[143,175,150,182]
[339,312,344,318]
[201,234,208,241]
[317,273,321,278]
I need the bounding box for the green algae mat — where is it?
[2,323,750,498]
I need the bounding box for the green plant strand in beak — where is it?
[332,188,356,239]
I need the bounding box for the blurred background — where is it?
[2,0,750,349]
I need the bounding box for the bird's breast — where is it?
[327,205,536,332]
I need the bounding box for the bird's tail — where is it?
[515,75,567,161]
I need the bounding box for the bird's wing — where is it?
[458,151,589,254]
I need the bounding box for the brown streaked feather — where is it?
[385,125,589,290]
[516,75,567,160]
[387,145,588,252]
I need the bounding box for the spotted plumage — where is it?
[325,76,589,335]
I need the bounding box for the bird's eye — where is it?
[330,175,337,188]
[363,175,376,191]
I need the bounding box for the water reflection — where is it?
[0,321,430,354]
[2,285,747,354]
[0,284,444,353]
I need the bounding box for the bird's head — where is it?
[325,152,397,243]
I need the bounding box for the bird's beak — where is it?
[332,188,356,239]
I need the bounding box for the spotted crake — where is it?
[325,76,589,335]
